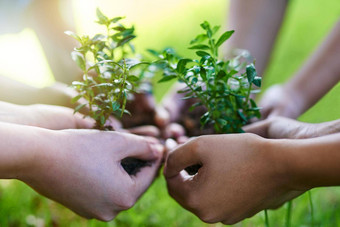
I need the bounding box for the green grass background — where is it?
[1,0,340,226]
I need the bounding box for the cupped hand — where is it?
[20,130,164,221]
[164,134,303,225]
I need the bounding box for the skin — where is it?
[0,121,164,221]
[164,132,340,225]
[244,116,340,139]
[260,20,340,119]
[227,0,288,77]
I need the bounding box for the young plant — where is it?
[152,21,261,134]
[66,9,150,130]
[66,9,152,175]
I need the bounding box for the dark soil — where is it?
[177,105,215,137]
[121,157,152,176]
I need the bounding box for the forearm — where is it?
[284,20,340,112]
[0,76,77,108]
[227,0,288,76]
[0,122,50,179]
[271,133,340,191]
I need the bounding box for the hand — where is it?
[20,129,164,221]
[0,101,100,130]
[164,134,303,225]
[244,116,340,139]
[259,84,305,119]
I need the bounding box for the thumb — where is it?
[243,120,270,138]
[119,133,164,161]
[164,139,202,178]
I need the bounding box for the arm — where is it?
[0,122,163,220]
[260,20,340,118]
[0,76,78,107]
[164,133,340,224]
[227,0,288,76]
[26,0,81,84]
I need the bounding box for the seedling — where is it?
[66,9,150,131]
[153,21,261,134]
[66,9,152,175]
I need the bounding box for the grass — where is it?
[1,0,340,226]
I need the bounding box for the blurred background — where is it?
[0,0,340,226]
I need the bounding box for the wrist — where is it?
[282,83,307,117]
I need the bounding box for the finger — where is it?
[154,106,170,128]
[164,139,202,178]
[162,123,186,139]
[165,171,194,207]
[119,133,164,161]
[243,120,270,138]
[127,125,160,137]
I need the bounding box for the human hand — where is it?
[164,134,304,224]
[19,130,164,221]
[259,84,305,119]
[244,116,340,139]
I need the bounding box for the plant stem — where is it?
[264,209,270,227]
[308,191,314,227]
[285,201,292,227]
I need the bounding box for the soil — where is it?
[121,157,152,176]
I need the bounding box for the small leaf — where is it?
[215,30,234,47]
[196,51,211,57]
[200,67,207,81]
[71,95,82,104]
[177,59,192,73]
[96,8,108,24]
[65,31,81,42]
[246,64,257,83]
[112,101,120,111]
[158,75,177,83]
[127,75,140,81]
[74,103,86,113]
[190,34,208,44]
[71,52,86,71]
[188,44,210,50]
[253,76,262,87]
[117,35,136,47]
[110,16,124,23]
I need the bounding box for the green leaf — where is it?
[196,51,211,57]
[74,103,86,113]
[96,8,108,24]
[253,76,262,87]
[65,31,81,42]
[71,95,82,104]
[71,52,86,71]
[190,34,208,44]
[127,75,140,81]
[216,118,227,126]
[188,44,210,50]
[117,35,136,47]
[215,30,234,47]
[158,75,177,83]
[177,59,192,73]
[246,64,257,83]
[200,67,207,81]
[110,16,124,23]
[112,101,120,111]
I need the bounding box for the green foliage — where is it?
[153,21,261,133]
[66,9,152,130]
